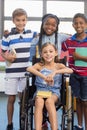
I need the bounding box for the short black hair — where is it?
[73,13,87,23]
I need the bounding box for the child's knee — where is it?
[35,97,44,107]
[83,101,87,107]
[76,98,82,104]
[45,98,54,107]
[8,95,16,103]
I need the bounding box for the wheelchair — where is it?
[19,56,74,130]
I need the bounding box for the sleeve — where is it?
[59,33,70,43]
[33,31,38,37]
[1,35,9,52]
[29,36,39,62]
[57,33,70,56]
[62,40,69,52]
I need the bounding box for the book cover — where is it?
[6,48,16,67]
[75,47,87,67]
[37,91,52,98]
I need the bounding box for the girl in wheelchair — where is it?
[27,43,73,130]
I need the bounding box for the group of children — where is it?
[1,8,87,130]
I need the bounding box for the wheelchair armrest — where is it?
[25,72,32,77]
[64,73,70,77]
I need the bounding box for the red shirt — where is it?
[62,34,87,76]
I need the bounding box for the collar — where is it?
[11,27,31,34]
[71,33,87,42]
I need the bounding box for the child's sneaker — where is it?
[6,123,13,130]
[73,125,83,130]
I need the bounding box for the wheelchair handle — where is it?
[25,72,32,77]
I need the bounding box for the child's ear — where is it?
[55,50,58,56]
[72,23,75,28]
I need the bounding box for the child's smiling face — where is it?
[13,15,27,33]
[43,17,57,35]
[41,44,57,63]
[72,17,87,35]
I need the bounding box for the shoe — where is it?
[42,122,48,130]
[6,123,13,130]
[73,125,83,130]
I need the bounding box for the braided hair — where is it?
[38,13,60,52]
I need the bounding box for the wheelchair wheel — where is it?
[19,110,28,130]
[66,85,74,130]
[19,89,33,130]
[61,85,74,130]
[19,90,28,130]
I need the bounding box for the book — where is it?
[37,91,52,98]
[75,47,87,67]
[6,48,16,67]
[10,48,16,55]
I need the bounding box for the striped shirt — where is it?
[62,33,87,76]
[1,28,37,78]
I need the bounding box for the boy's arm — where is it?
[73,52,87,62]
[1,50,8,60]
[1,49,16,63]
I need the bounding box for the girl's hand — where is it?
[46,76,54,86]
[47,71,57,86]
[73,51,87,62]
[44,71,56,86]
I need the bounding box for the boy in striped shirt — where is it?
[1,8,37,130]
[62,13,87,130]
